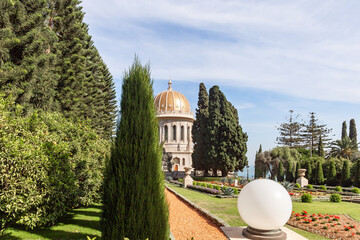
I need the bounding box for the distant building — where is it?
[154,80,195,172]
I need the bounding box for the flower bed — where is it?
[288,211,360,239]
[187,185,222,195]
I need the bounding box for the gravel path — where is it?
[165,188,228,240]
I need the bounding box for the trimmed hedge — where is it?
[0,96,110,230]
[187,185,221,195]
[330,194,341,203]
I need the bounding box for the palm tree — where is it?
[329,137,358,159]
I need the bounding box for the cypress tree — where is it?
[192,83,209,174]
[295,161,301,179]
[349,119,357,149]
[0,0,58,112]
[354,160,360,188]
[101,58,169,239]
[341,160,351,187]
[259,144,262,153]
[315,160,324,185]
[327,159,337,186]
[342,121,348,140]
[318,135,325,157]
[305,161,312,183]
[286,160,294,182]
[277,161,285,182]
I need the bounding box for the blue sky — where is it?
[81,0,360,175]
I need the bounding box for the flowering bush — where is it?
[187,185,221,195]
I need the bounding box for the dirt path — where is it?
[165,188,227,240]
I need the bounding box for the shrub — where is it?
[214,185,220,191]
[233,188,239,195]
[301,193,313,203]
[178,179,183,183]
[334,186,342,192]
[306,184,313,189]
[0,96,109,231]
[187,185,221,195]
[352,187,360,194]
[201,183,207,187]
[165,176,173,182]
[222,188,234,196]
[320,185,327,191]
[192,181,197,185]
[330,194,341,202]
[207,184,214,189]
[295,183,301,188]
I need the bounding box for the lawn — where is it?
[2,205,102,240]
[166,183,360,240]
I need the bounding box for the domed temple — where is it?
[154,80,195,173]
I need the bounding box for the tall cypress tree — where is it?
[295,161,301,179]
[341,160,351,187]
[327,159,337,186]
[277,161,285,182]
[258,144,262,153]
[314,160,324,185]
[0,0,58,112]
[354,159,360,188]
[286,160,294,182]
[318,135,325,157]
[101,58,169,239]
[305,161,312,183]
[192,83,209,174]
[342,121,348,140]
[349,119,357,149]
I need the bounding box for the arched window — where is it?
[164,125,168,141]
[173,125,176,141]
[182,158,185,166]
[181,126,184,141]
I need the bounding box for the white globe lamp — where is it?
[237,179,292,240]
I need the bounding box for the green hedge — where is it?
[192,177,223,182]
[0,96,110,231]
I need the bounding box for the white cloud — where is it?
[82,0,360,103]
[237,103,255,110]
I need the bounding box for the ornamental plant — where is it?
[320,185,327,191]
[295,183,301,188]
[101,58,169,239]
[334,186,343,192]
[352,187,360,194]
[301,193,313,203]
[330,194,341,203]
[306,184,313,189]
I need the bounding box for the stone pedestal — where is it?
[234,179,238,187]
[296,169,308,188]
[183,167,193,187]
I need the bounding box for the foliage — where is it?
[233,188,239,195]
[314,160,325,185]
[227,178,233,185]
[304,160,312,183]
[342,121,348,140]
[280,181,294,191]
[276,110,303,147]
[318,135,325,157]
[222,187,234,196]
[301,193,313,203]
[307,184,313,189]
[101,58,169,239]
[354,160,360,188]
[320,185,327,191]
[329,137,358,160]
[0,96,109,231]
[205,85,248,176]
[214,185,220,191]
[352,187,360,194]
[334,186,343,192]
[192,83,209,173]
[329,194,342,203]
[295,183,301,188]
[187,185,221,195]
[277,161,285,182]
[207,184,214,189]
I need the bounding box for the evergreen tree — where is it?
[349,119,357,149]
[354,160,360,188]
[192,83,209,174]
[286,161,294,182]
[327,159,337,186]
[318,135,325,157]
[295,161,301,179]
[342,121,348,140]
[276,110,303,147]
[101,58,169,239]
[314,160,324,185]
[0,0,58,112]
[341,160,351,187]
[258,144,262,153]
[277,161,285,182]
[305,161,312,183]
[301,112,332,157]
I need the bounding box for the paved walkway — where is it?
[221,226,309,240]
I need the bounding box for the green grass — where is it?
[166,183,360,240]
[2,205,102,240]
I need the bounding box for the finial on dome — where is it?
[168,78,172,90]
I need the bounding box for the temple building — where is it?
[154,80,195,172]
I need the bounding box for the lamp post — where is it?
[246,165,249,181]
[237,179,292,239]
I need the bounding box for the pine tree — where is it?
[349,119,357,149]
[318,135,325,157]
[327,159,337,186]
[277,161,285,182]
[342,121,348,140]
[0,0,58,112]
[341,160,351,187]
[101,58,169,239]
[276,110,303,147]
[301,112,332,157]
[192,83,209,174]
[314,160,324,185]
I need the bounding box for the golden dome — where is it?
[154,80,191,114]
